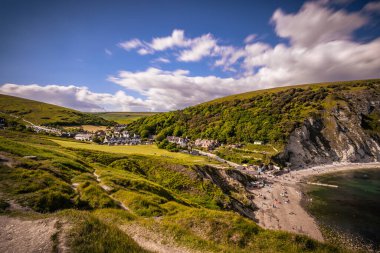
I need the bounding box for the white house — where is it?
[74,133,93,141]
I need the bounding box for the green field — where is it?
[93,112,159,124]
[52,139,211,165]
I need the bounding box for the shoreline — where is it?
[251,162,380,242]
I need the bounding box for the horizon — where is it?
[1,0,380,112]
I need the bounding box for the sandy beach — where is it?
[251,162,380,242]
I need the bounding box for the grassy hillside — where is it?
[127,79,380,145]
[0,130,348,252]
[0,94,114,126]
[94,112,159,124]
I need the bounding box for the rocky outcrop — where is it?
[276,90,380,169]
[194,165,258,220]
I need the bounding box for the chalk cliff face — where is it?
[277,89,380,168]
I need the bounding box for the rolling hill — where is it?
[93,112,159,124]
[0,94,114,126]
[127,79,380,168]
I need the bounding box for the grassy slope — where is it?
[93,112,159,124]
[52,139,212,165]
[127,79,380,146]
[0,130,349,252]
[0,94,113,126]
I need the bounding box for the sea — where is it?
[302,168,380,251]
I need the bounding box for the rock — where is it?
[274,90,380,169]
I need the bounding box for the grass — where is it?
[205,79,380,105]
[62,210,151,253]
[51,139,213,165]
[64,125,109,132]
[76,181,117,209]
[93,112,159,124]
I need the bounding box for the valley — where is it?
[1,79,380,252]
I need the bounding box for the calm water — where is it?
[303,168,380,250]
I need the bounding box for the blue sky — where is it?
[1,0,380,111]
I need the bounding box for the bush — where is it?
[0,199,10,212]
[31,190,73,212]
[66,211,150,253]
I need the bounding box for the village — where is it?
[7,119,283,182]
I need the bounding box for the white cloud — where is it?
[364,2,380,13]
[178,34,217,62]
[244,34,257,44]
[119,29,218,62]
[0,84,146,112]
[152,57,170,63]
[107,68,260,111]
[271,1,367,47]
[150,29,189,51]
[105,48,112,56]
[119,39,144,50]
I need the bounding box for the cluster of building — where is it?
[73,128,147,146]
[194,139,220,150]
[103,132,142,145]
[29,125,65,136]
[166,136,221,150]
[166,136,189,147]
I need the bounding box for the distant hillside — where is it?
[0,94,114,126]
[93,112,159,124]
[127,79,380,168]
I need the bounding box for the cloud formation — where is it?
[0,84,146,112]
[119,29,218,62]
[271,1,367,47]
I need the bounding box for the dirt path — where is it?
[0,216,66,253]
[121,223,201,253]
[93,171,130,211]
[0,153,15,168]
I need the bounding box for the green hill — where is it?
[127,79,380,144]
[93,112,159,124]
[126,79,380,167]
[0,94,114,126]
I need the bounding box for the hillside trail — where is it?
[92,171,130,211]
[93,171,200,253]
[121,223,202,253]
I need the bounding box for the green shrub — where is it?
[78,181,116,209]
[64,210,150,253]
[31,190,73,212]
[0,199,10,212]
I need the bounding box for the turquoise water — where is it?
[303,168,380,250]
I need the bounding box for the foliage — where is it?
[93,112,158,124]
[77,181,117,209]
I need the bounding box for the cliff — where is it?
[276,88,380,168]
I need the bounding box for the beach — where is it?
[251,162,380,242]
